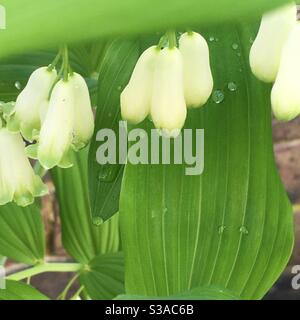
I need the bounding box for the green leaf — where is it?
[88,39,139,222]
[0,280,48,300]
[0,0,291,58]
[80,252,124,300]
[51,148,121,264]
[0,203,45,265]
[119,22,294,300]
[116,286,241,300]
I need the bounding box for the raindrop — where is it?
[209,36,215,42]
[239,226,249,235]
[15,81,22,90]
[151,210,158,219]
[117,85,122,91]
[212,90,225,104]
[218,225,226,234]
[98,167,116,182]
[227,82,237,92]
[92,217,103,226]
[237,52,241,57]
[249,37,254,44]
[232,43,239,50]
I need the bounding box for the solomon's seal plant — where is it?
[0,0,298,301]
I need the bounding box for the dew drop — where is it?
[151,210,158,219]
[227,82,237,92]
[239,226,249,235]
[117,85,122,91]
[15,81,22,90]
[98,167,116,182]
[92,217,103,226]
[232,43,239,50]
[218,225,226,234]
[212,90,225,104]
[209,36,215,42]
[249,37,254,44]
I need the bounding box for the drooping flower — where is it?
[35,73,95,169]
[271,23,300,121]
[0,128,48,207]
[70,72,95,150]
[151,47,187,137]
[37,79,74,169]
[179,32,213,108]
[7,67,57,141]
[249,2,296,83]
[121,46,159,124]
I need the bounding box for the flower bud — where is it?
[69,73,94,150]
[151,47,187,136]
[271,23,300,121]
[121,46,159,124]
[250,3,296,83]
[8,67,57,141]
[0,128,48,207]
[37,80,74,169]
[179,32,213,108]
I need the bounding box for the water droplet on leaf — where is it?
[232,43,239,50]
[15,81,22,90]
[239,226,249,235]
[212,90,225,104]
[218,225,226,234]
[92,217,103,226]
[228,82,237,92]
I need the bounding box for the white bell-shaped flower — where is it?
[271,23,300,121]
[151,47,187,136]
[0,128,48,207]
[121,46,159,124]
[37,80,74,169]
[69,73,95,150]
[249,2,296,83]
[8,67,57,141]
[179,32,213,108]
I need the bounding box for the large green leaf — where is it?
[80,252,124,300]
[0,0,290,58]
[51,148,120,264]
[88,39,139,222]
[0,203,45,265]
[119,22,294,300]
[0,280,48,300]
[116,286,240,300]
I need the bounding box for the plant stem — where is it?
[167,30,177,48]
[7,263,82,281]
[70,286,84,300]
[62,44,69,82]
[47,50,62,71]
[58,273,79,300]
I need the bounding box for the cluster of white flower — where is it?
[0,51,94,207]
[250,2,300,121]
[121,31,214,137]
